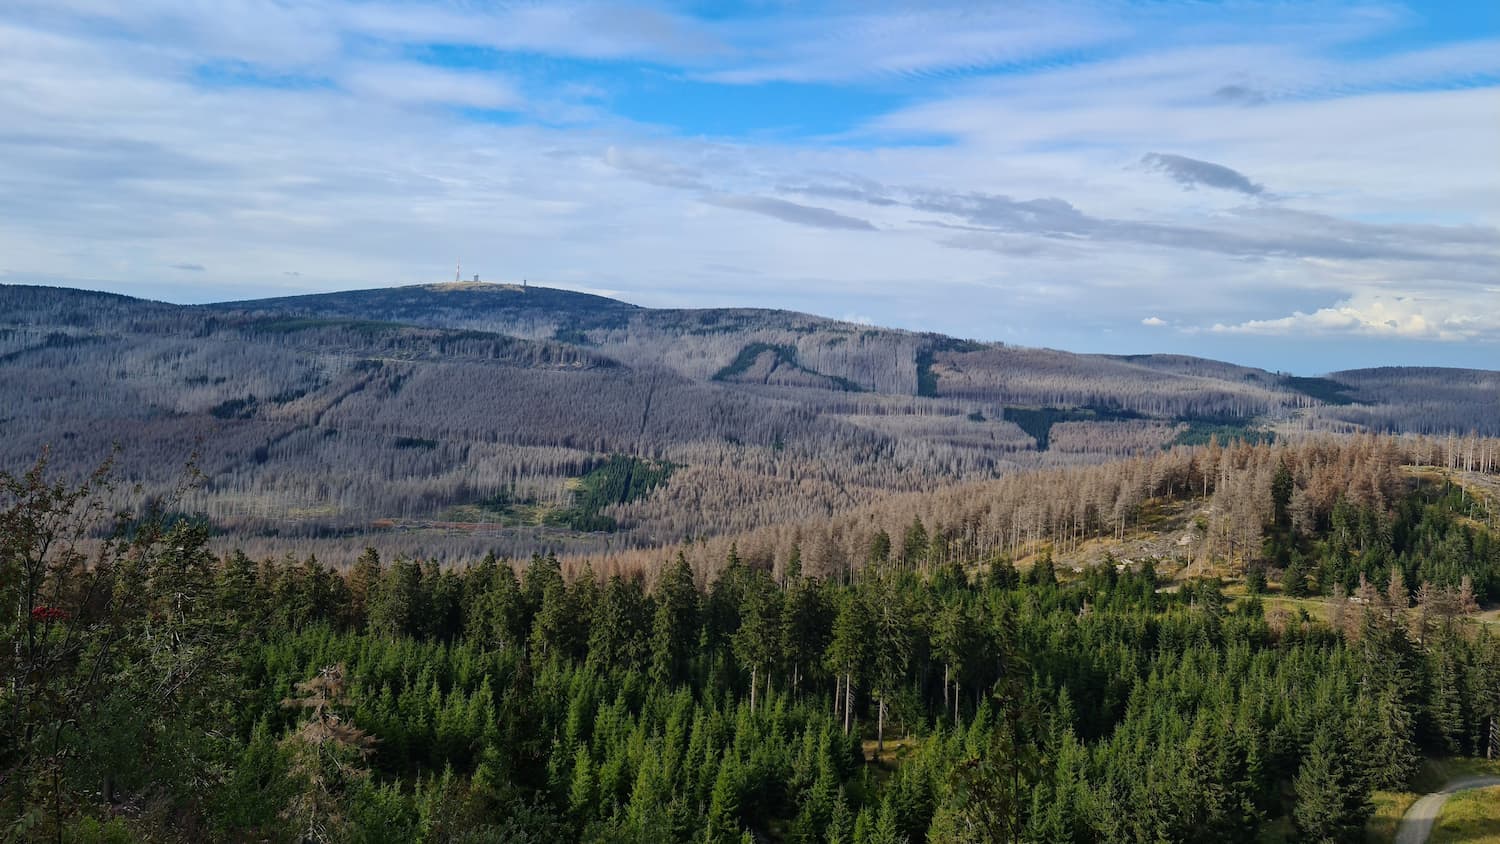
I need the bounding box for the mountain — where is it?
[216,282,1496,436]
[1319,366,1500,435]
[2,281,1495,560]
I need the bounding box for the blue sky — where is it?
[1,1,1497,373]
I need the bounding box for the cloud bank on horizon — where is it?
[1,0,1496,372]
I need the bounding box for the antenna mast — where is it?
[455,258,461,284]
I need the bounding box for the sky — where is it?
[1,1,1498,374]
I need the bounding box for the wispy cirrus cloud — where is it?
[694,4,1125,84]
[603,145,708,190]
[700,194,878,232]
[341,63,523,110]
[822,183,1500,265]
[343,2,726,64]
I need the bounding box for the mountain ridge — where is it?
[4,281,1496,561]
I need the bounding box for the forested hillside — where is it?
[4,282,1495,562]
[1315,367,1500,436]
[601,435,1500,590]
[0,286,1039,559]
[4,444,1499,843]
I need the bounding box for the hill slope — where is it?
[213,282,1431,421]
[3,281,1495,559]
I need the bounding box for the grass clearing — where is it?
[440,501,555,527]
[1366,790,1420,842]
[1255,593,1329,619]
[1429,785,1500,844]
[861,735,920,769]
[1365,758,1500,843]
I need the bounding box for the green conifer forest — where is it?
[4,446,1499,843]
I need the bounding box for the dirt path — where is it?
[1394,776,1500,844]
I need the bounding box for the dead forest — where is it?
[605,433,1500,584]
[2,282,1496,563]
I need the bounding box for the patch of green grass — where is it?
[1256,593,1328,615]
[442,501,551,527]
[860,736,921,770]
[1430,785,1500,844]
[1366,790,1420,843]
[1363,758,1500,843]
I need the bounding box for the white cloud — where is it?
[342,2,724,63]
[1212,292,1500,341]
[697,5,1124,84]
[700,193,878,232]
[0,1,1497,367]
[341,63,523,110]
[604,145,707,190]
[10,0,343,68]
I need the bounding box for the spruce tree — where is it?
[651,553,701,687]
[869,530,892,569]
[1283,551,1313,597]
[1271,460,1294,530]
[784,543,803,585]
[484,563,526,651]
[706,753,743,844]
[731,571,782,711]
[368,556,423,639]
[900,518,928,570]
[568,744,596,821]
[529,577,579,663]
[827,590,872,735]
[588,574,644,671]
[348,546,382,630]
[1292,728,1369,843]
